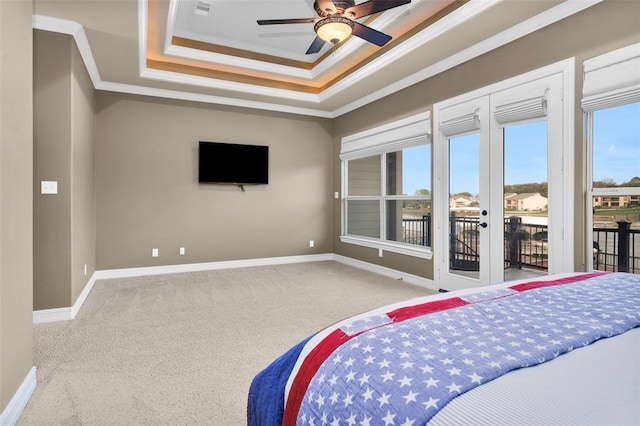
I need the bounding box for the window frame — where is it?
[583,43,640,271]
[340,112,433,259]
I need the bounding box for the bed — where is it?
[248,272,640,425]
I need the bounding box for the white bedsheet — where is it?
[429,325,640,425]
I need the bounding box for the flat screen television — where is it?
[198,141,269,185]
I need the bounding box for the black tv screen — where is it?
[198,141,269,185]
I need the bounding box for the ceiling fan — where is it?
[257,0,411,55]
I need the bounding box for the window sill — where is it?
[340,235,433,260]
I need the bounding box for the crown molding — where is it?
[138,67,322,103]
[99,78,334,117]
[163,44,316,80]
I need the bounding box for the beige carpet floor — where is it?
[19,261,434,425]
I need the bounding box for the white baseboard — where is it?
[333,254,436,291]
[33,272,98,324]
[32,253,433,323]
[0,367,37,426]
[94,253,335,279]
[32,307,73,324]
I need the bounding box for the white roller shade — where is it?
[340,111,430,161]
[439,109,480,137]
[582,43,640,111]
[494,90,548,125]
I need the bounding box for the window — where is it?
[583,43,640,273]
[340,112,432,258]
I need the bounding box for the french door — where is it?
[433,63,574,291]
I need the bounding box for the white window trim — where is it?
[340,111,433,259]
[583,42,640,271]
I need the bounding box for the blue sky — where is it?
[402,102,640,195]
[448,133,480,195]
[593,102,640,184]
[401,145,432,195]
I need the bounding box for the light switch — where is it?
[41,181,58,194]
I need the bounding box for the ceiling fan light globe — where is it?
[315,16,353,45]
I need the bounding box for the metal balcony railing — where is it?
[401,214,432,247]
[414,215,640,274]
[593,221,640,273]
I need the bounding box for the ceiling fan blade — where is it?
[316,0,338,15]
[305,36,326,55]
[257,18,317,25]
[345,0,411,19]
[351,21,392,47]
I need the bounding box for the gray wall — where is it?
[33,31,96,311]
[0,0,33,413]
[94,94,334,269]
[70,35,97,305]
[34,31,72,309]
[333,0,640,279]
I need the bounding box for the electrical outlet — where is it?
[41,181,58,194]
[309,240,314,248]
[152,248,159,257]
[378,248,383,257]
[179,247,185,255]
[84,264,87,276]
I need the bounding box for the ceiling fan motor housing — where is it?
[314,0,356,18]
[314,16,355,44]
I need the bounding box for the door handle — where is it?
[479,222,488,228]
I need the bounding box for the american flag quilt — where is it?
[247,272,640,426]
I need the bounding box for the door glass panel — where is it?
[449,133,480,279]
[503,121,549,281]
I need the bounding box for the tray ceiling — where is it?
[32,0,600,117]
